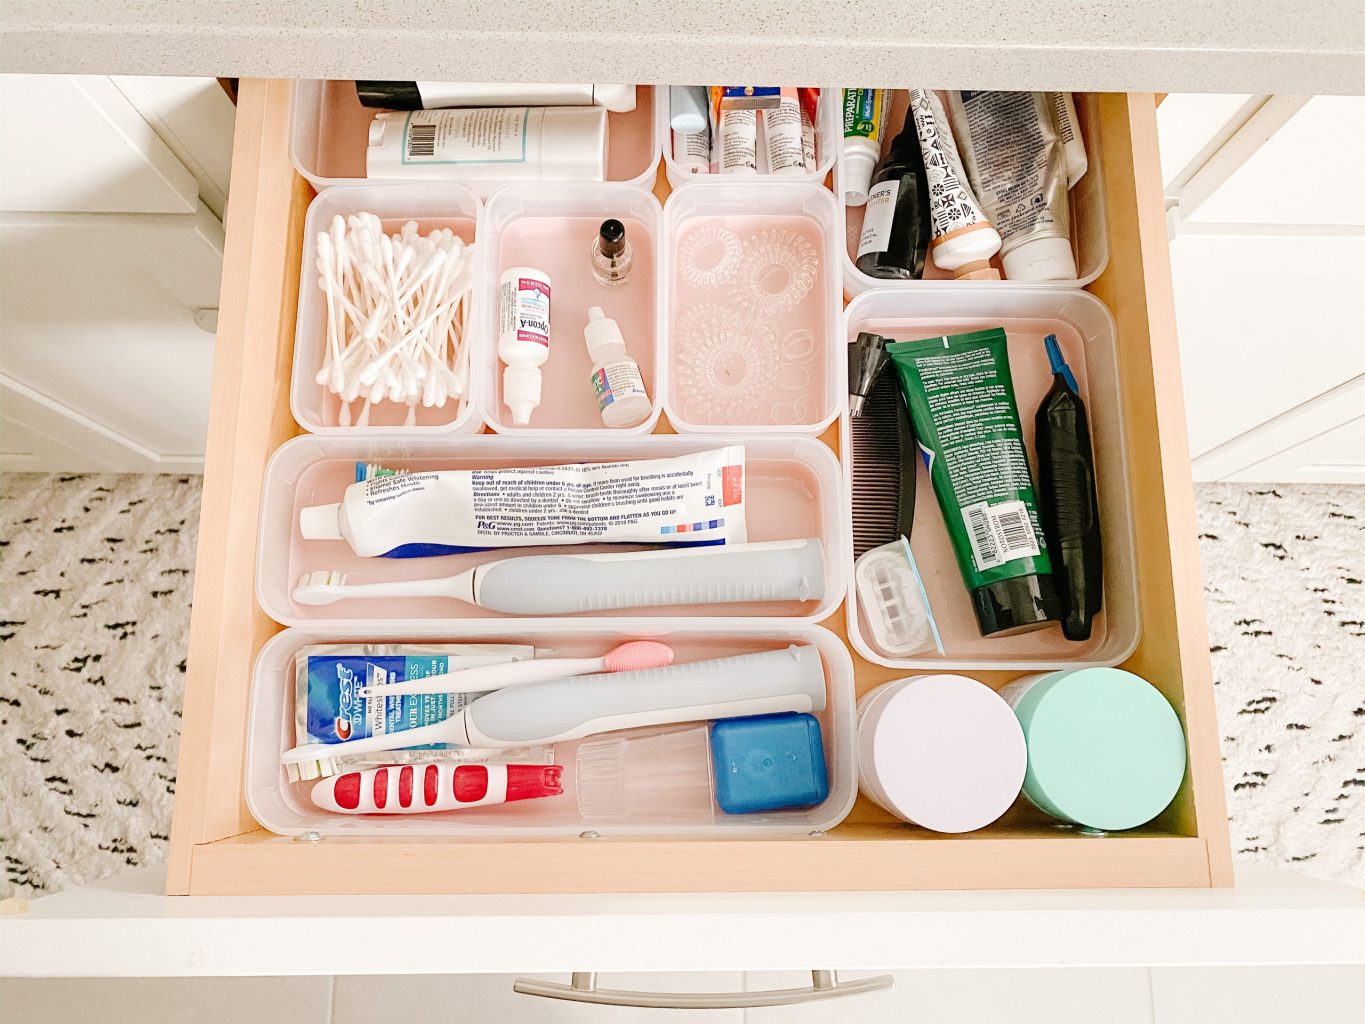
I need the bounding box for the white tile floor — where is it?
[5,968,1365,1023]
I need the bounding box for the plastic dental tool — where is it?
[355,641,675,698]
[281,645,829,775]
[310,762,565,814]
[292,538,826,614]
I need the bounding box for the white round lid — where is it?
[1002,234,1077,281]
[861,674,1026,833]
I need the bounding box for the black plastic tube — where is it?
[1035,334,1103,641]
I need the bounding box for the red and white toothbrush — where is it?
[310,762,564,814]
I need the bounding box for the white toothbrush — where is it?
[282,645,826,775]
[356,640,675,698]
[292,538,825,614]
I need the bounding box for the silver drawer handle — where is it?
[513,970,893,1009]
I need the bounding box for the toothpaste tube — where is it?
[301,446,748,558]
[295,643,534,749]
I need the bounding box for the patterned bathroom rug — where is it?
[0,474,1361,896]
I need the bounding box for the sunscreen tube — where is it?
[948,91,1077,282]
[842,88,887,206]
[670,85,709,133]
[764,95,808,175]
[298,446,749,557]
[714,108,758,174]
[1046,92,1088,187]
[366,107,607,182]
[907,90,1002,275]
[673,128,711,174]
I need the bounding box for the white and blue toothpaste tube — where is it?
[300,446,747,558]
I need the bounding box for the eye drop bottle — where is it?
[584,306,650,428]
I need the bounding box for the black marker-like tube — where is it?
[1035,334,1103,641]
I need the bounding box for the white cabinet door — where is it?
[1227,408,1365,483]
[0,204,223,472]
[0,75,198,215]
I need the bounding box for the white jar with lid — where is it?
[857,673,1025,833]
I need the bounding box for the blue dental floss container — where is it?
[709,713,829,814]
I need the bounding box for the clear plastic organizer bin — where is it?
[476,183,664,435]
[835,91,1109,297]
[256,433,849,628]
[245,620,857,838]
[290,81,661,194]
[841,287,1139,671]
[291,182,485,435]
[660,87,839,187]
[662,182,844,434]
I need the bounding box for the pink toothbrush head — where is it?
[604,640,675,673]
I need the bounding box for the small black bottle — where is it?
[854,116,931,280]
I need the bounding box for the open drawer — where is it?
[167,81,1231,896]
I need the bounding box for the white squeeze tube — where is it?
[907,89,1002,277]
[297,445,749,558]
[1046,92,1088,187]
[366,107,608,182]
[947,91,1076,282]
[764,95,808,175]
[673,128,711,174]
[714,108,758,175]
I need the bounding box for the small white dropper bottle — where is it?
[583,306,650,428]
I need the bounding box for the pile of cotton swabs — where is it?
[315,213,476,426]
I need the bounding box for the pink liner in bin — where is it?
[244,622,857,838]
[841,288,1139,671]
[290,182,484,435]
[476,184,663,434]
[290,82,661,194]
[663,183,844,434]
[256,434,848,629]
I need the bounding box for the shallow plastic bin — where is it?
[835,91,1109,296]
[256,433,850,628]
[290,81,661,195]
[662,182,844,434]
[660,86,839,187]
[291,182,485,435]
[245,621,857,838]
[840,287,1139,671]
[476,183,664,435]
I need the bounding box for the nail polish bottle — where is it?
[591,218,633,286]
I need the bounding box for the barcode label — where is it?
[963,500,1040,571]
[406,122,437,158]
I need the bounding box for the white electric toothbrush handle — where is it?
[463,646,826,747]
[474,539,825,614]
[322,572,474,603]
[357,656,601,698]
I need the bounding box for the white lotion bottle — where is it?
[366,107,607,183]
[497,267,552,425]
[584,306,650,428]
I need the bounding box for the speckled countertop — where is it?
[3,1,1363,93]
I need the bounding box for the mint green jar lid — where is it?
[1005,668,1187,831]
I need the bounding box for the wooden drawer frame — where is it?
[166,80,1232,896]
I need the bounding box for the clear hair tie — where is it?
[676,222,742,289]
[736,229,819,315]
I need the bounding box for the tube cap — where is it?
[299,503,343,541]
[1002,235,1077,281]
[540,107,609,180]
[843,149,877,207]
[503,365,543,425]
[970,574,1060,636]
[583,306,624,362]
